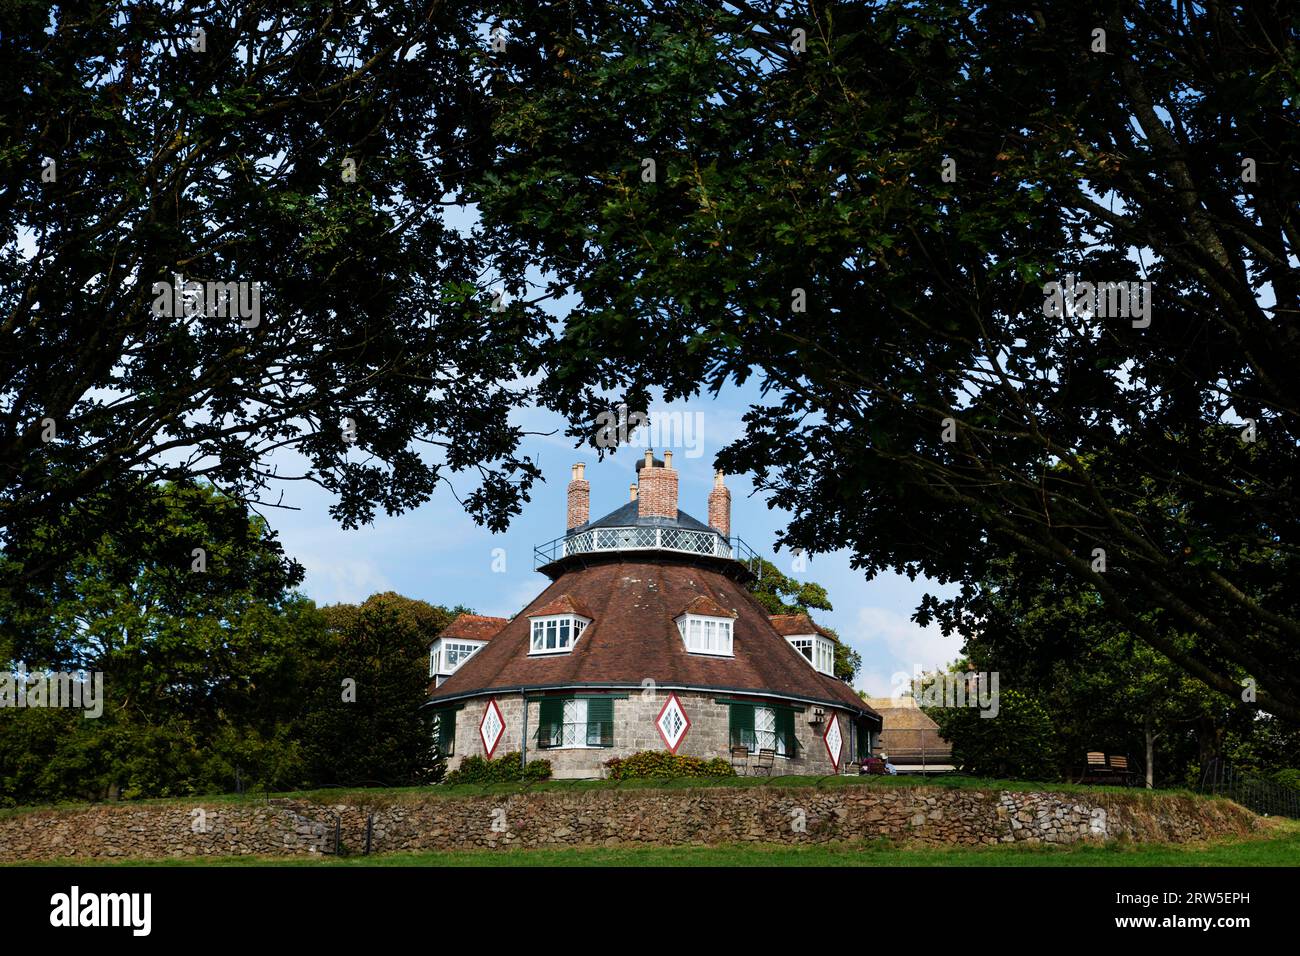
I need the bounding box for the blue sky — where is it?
[265,380,964,698]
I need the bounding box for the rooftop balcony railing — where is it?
[534,525,761,575]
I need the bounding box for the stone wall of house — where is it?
[0,785,1258,862]
[442,690,867,779]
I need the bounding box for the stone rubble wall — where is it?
[0,785,1258,862]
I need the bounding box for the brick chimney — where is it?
[708,470,731,537]
[636,449,678,520]
[567,463,589,530]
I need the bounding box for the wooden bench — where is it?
[1109,755,1136,787]
[881,747,953,771]
[1085,751,1111,779]
[1077,751,1138,786]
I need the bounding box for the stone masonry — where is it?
[444,689,863,779]
[0,785,1259,862]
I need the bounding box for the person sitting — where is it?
[881,752,898,775]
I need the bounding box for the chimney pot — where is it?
[629,483,638,501]
[644,449,654,467]
[663,450,673,469]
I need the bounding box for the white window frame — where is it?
[675,614,734,657]
[753,705,790,757]
[528,614,590,655]
[547,698,590,748]
[786,634,835,677]
[443,640,483,673]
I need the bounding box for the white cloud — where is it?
[481,575,548,619]
[300,553,392,606]
[852,605,964,680]
[855,667,901,700]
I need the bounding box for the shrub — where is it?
[928,688,1060,780]
[603,751,736,780]
[1272,768,1300,791]
[443,752,551,785]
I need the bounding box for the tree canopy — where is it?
[0,482,462,803]
[745,557,860,681]
[468,0,1300,721]
[928,553,1253,786]
[0,1,549,593]
[5,2,1298,728]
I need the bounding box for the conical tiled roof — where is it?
[427,557,875,716]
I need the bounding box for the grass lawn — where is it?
[19,819,1300,868]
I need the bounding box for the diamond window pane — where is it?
[656,694,690,752]
[561,699,586,747]
[479,702,505,757]
[824,714,843,769]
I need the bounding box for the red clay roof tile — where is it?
[678,594,739,619]
[440,614,510,642]
[769,612,838,642]
[527,594,594,619]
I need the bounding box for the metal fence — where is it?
[1198,758,1300,818]
[534,526,761,575]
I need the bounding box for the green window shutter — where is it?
[586,696,614,747]
[776,708,797,756]
[538,697,564,748]
[729,703,755,750]
[436,709,456,756]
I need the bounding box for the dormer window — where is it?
[677,615,734,656]
[429,638,487,679]
[675,595,739,657]
[526,594,594,656]
[427,614,508,684]
[788,634,836,677]
[529,615,589,654]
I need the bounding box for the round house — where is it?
[424,453,882,779]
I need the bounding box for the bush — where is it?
[928,688,1060,780]
[603,751,736,780]
[443,752,551,785]
[1272,768,1300,791]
